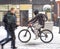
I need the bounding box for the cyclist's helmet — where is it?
[34,9,39,15]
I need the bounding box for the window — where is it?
[33,5,43,11]
[0,5,9,21]
[0,12,4,21]
[0,5,8,11]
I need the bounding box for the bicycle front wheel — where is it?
[18,29,31,43]
[40,29,53,43]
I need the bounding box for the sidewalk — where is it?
[0,26,60,49]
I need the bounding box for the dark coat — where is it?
[28,14,48,27]
[3,11,17,30]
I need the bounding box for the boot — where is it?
[1,44,4,49]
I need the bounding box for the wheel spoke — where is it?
[18,29,31,43]
[40,29,53,43]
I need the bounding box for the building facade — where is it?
[0,0,58,26]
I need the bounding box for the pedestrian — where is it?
[0,7,17,49]
[58,17,60,33]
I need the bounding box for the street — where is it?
[0,26,60,49]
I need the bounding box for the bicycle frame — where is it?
[18,26,53,43]
[27,26,35,33]
[25,26,42,37]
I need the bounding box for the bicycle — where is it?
[18,24,53,43]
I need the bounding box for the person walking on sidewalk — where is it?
[0,8,17,49]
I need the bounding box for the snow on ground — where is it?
[0,26,60,49]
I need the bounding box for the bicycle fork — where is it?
[24,27,29,37]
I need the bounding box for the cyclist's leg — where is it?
[33,23,42,39]
[34,28,39,39]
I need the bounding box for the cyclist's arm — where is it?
[28,16,38,24]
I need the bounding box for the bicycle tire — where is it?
[40,29,53,43]
[18,29,31,43]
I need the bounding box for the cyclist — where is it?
[28,9,48,40]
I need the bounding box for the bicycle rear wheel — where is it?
[18,29,31,43]
[40,29,53,43]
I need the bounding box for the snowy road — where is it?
[0,26,60,49]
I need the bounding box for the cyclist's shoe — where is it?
[34,36,39,40]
